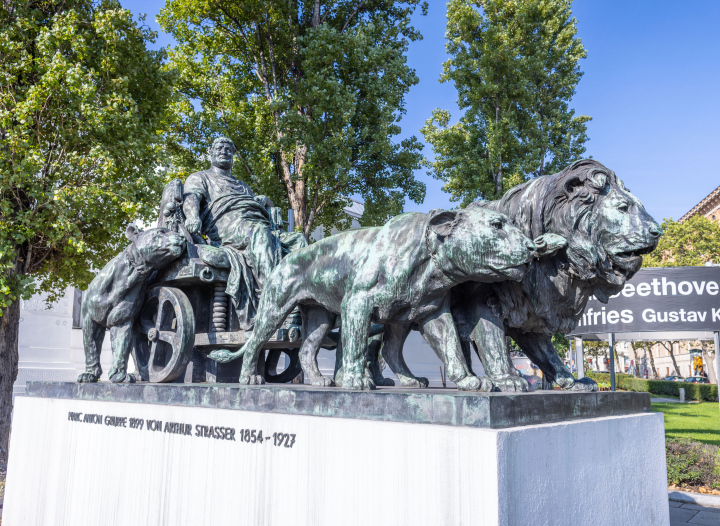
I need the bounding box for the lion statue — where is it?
[209,207,537,390]
[451,159,662,391]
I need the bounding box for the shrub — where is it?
[666,439,720,490]
[581,373,718,402]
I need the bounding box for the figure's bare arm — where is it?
[183,194,201,234]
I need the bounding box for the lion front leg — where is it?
[463,300,529,392]
[108,323,136,383]
[78,314,105,383]
[339,295,375,390]
[420,299,492,392]
[511,331,597,391]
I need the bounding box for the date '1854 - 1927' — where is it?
[239,429,296,448]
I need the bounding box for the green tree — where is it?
[159,0,427,237]
[582,340,607,372]
[0,0,173,467]
[421,0,590,205]
[643,216,720,267]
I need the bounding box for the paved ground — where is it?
[652,397,683,403]
[670,500,720,525]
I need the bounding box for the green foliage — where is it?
[590,373,719,402]
[0,0,173,306]
[159,0,427,237]
[665,439,720,490]
[643,215,720,267]
[421,0,591,204]
[653,403,720,448]
[552,332,569,358]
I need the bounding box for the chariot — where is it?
[130,186,312,384]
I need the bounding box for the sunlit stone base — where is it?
[3,391,668,525]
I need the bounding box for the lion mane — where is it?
[468,159,652,335]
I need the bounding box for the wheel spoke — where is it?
[138,319,154,334]
[155,297,176,330]
[157,330,176,344]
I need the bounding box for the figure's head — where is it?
[210,137,236,170]
[428,208,536,282]
[126,225,186,270]
[544,159,662,298]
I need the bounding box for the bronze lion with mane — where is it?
[450,159,662,391]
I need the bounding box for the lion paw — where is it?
[456,375,493,392]
[109,372,135,384]
[374,377,395,386]
[492,375,529,392]
[398,375,429,388]
[341,374,375,390]
[239,375,265,385]
[310,376,335,387]
[567,377,598,391]
[77,373,99,383]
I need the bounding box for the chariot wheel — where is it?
[133,287,195,383]
[264,349,302,383]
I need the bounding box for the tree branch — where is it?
[341,0,366,34]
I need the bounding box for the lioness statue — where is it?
[77,225,185,383]
[210,207,536,390]
[453,159,662,391]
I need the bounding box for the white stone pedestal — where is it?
[3,392,669,526]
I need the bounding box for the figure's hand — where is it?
[185,217,201,234]
[533,233,567,257]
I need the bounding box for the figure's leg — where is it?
[245,223,282,289]
[300,306,336,387]
[457,298,528,392]
[78,315,105,383]
[420,299,491,391]
[511,331,597,391]
[339,294,374,390]
[366,332,395,386]
[108,323,135,383]
[381,324,428,388]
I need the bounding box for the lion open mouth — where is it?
[609,245,655,272]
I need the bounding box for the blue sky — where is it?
[121,0,720,222]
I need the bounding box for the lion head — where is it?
[478,159,662,303]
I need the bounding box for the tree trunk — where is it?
[702,349,717,384]
[666,341,681,377]
[645,343,658,379]
[0,298,21,470]
[631,346,640,378]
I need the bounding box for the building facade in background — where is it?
[680,184,720,223]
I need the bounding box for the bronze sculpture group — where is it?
[78,138,662,392]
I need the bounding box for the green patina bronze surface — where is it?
[77,154,662,397]
[209,207,538,391]
[450,159,662,392]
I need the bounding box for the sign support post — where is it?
[609,333,616,391]
[575,337,584,379]
[715,331,720,415]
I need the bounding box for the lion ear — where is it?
[587,170,607,190]
[563,176,584,197]
[428,210,459,237]
[126,224,141,242]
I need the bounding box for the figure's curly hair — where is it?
[210,136,237,154]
